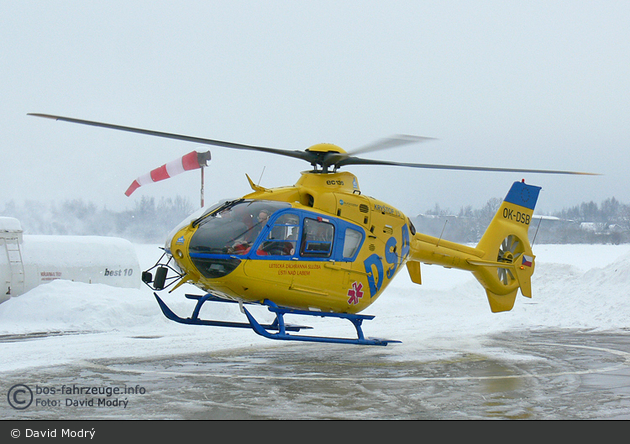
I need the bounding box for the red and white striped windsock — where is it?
[125,150,211,196]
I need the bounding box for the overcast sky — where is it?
[2,1,629,219]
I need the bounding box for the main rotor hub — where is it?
[305,143,347,154]
[304,143,348,173]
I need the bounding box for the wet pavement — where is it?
[3,329,630,420]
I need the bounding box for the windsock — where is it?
[125,151,211,196]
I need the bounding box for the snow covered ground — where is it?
[1,243,629,373]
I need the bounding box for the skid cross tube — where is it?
[153,293,400,346]
[242,300,399,346]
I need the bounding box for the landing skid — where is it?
[154,293,400,346]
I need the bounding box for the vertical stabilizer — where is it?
[472,181,541,312]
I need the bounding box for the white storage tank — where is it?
[0,217,140,303]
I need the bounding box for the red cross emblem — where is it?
[347,281,364,305]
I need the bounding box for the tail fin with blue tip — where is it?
[470,180,542,312]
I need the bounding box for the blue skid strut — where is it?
[154,293,400,346]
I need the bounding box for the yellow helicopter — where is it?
[29,113,594,345]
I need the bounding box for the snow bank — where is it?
[0,243,629,372]
[0,234,140,304]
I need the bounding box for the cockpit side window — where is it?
[342,228,363,259]
[249,209,363,261]
[301,217,334,258]
[256,212,300,256]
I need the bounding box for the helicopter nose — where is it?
[186,223,242,278]
[169,234,186,259]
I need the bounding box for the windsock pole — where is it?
[200,165,205,208]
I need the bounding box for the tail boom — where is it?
[408,180,541,313]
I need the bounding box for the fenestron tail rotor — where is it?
[497,235,522,285]
[28,113,598,176]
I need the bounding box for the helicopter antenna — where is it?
[258,166,266,186]
[531,215,543,247]
[436,219,449,248]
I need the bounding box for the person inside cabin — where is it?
[232,209,270,254]
[257,209,270,226]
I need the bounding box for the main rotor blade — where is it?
[29,113,599,176]
[348,134,436,156]
[28,113,313,163]
[338,156,599,175]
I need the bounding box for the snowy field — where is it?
[1,242,629,373]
